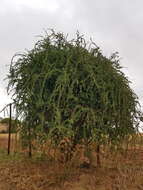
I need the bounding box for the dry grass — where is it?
[0,134,17,138]
[0,133,19,150]
[0,134,143,190]
[0,124,8,132]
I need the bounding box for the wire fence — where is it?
[0,103,18,155]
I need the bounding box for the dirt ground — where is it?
[0,134,143,190]
[0,155,143,190]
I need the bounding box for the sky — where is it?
[0,0,143,116]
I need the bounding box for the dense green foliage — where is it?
[7,30,140,147]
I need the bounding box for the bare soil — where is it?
[0,134,143,190]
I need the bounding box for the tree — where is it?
[0,117,19,133]
[7,30,140,158]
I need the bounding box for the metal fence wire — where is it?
[0,103,19,155]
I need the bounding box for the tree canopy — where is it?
[7,30,140,146]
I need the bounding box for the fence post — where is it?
[8,103,12,155]
[28,125,32,158]
[96,144,101,167]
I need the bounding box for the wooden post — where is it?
[8,103,12,155]
[28,125,32,157]
[96,144,101,167]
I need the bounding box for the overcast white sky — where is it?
[0,0,143,116]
